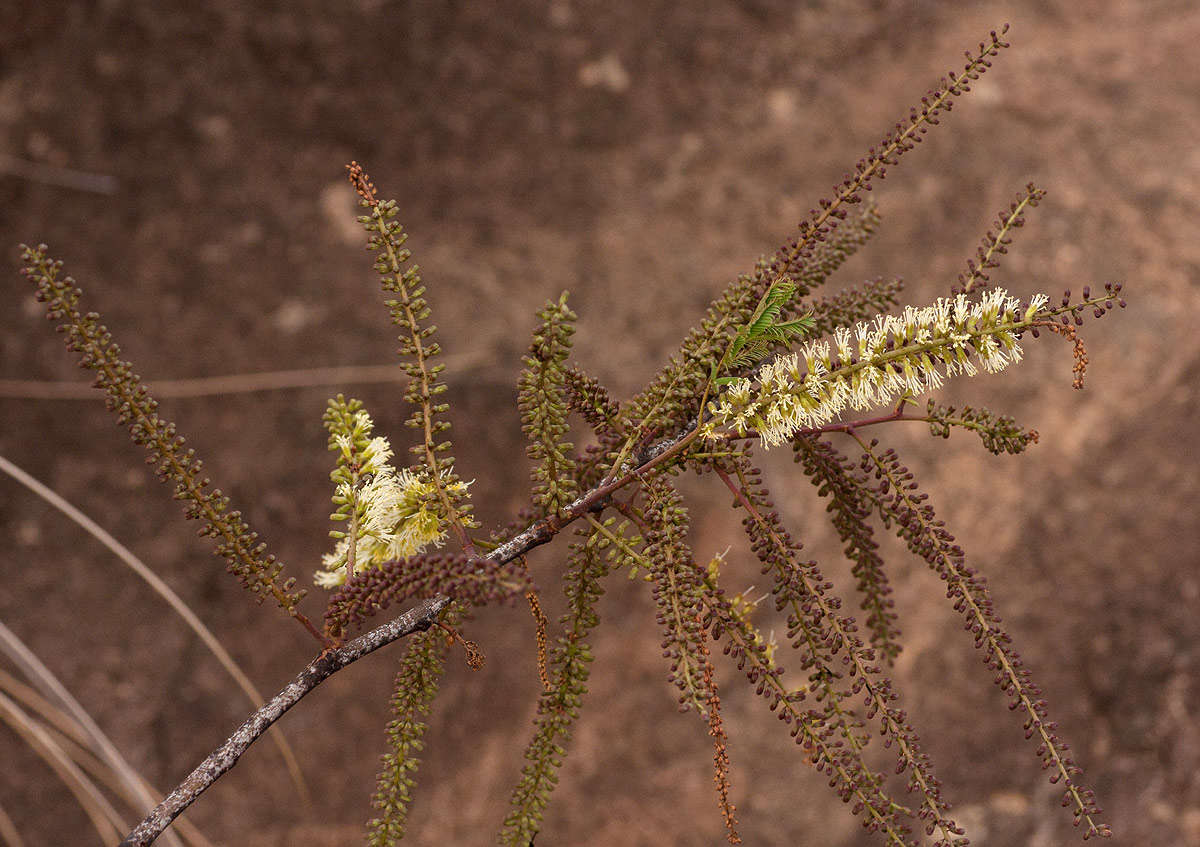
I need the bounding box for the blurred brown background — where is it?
[1,1,1198,844]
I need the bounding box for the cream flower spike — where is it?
[700,288,1043,448]
[316,398,472,587]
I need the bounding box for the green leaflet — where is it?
[711,279,816,386]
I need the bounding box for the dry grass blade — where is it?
[0,668,93,747]
[0,690,124,844]
[0,799,23,847]
[0,621,183,847]
[0,454,310,806]
[0,364,403,400]
[0,353,489,401]
[0,671,214,847]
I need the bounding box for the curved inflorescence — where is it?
[702,288,1046,446]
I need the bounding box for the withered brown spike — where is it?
[345,160,378,206]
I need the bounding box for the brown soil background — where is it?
[2,2,1198,845]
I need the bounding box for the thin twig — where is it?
[0,364,416,400]
[0,691,124,844]
[118,596,451,847]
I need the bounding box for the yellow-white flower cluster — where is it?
[315,412,470,588]
[701,288,1048,448]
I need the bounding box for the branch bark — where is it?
[122,422,701,846]
[118,596,450,847]
[118,405,914,845]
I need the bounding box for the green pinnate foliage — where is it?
[923,398,1040,454]
[367,623,453,846]
[710,277,816,387]
[19,244,306,619]
[741,280,811,345]
[518,292,579,515]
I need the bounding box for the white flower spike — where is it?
[316,400,471,587]
[701,288,1044,448]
